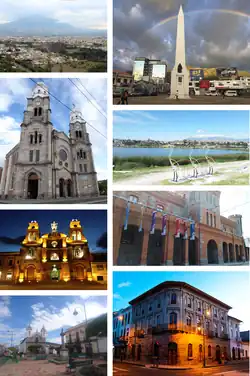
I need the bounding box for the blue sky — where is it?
[0,295,107,347]
[0,0,107,31]
[113,271,250,331]
[0,209,107,253]
[114,0,250,71]
[113,111,250,141]
[0,78,107,180]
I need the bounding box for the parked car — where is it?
[224,90,238,97]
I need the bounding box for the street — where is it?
[0,280,107,290]
[0,196,107,204]
[113,94,250,105]
[113,362,249,375]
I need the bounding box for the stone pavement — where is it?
[0,360,68,376]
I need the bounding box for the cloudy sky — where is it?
[0,78,107,181]
[113,0,250,71]
[113,271,250,331]
[0,0,107,31]
[0,295,107,347]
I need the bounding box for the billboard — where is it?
[216,67,238,78]
[133,60,145,81]
[152,64,166,79]
[189,69,204,81]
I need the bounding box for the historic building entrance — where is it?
[76,265,85,280]
[173,236,185,265]
[188,238,198,265]
[67,179,72,197]
[207,240,219,264]
[223,242,228,263]
[168,342,177,365]
[27,173,39,199]
[27,266,35,281]
[229,243,234,262]
[147,230,164,265]
[51,265,60,280]
[216,345,221,361]
[59,179,65,197]
[118,225,144,265]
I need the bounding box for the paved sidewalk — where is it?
[0,360,67,376]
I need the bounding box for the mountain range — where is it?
[0,16,106,37]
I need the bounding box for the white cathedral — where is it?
[0,82,99,200]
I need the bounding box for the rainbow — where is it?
[149,9,250,33]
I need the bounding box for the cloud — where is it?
[0,297,11,318]
[0,0,107,30]
[113,0,250,71]
[30,297,107,332]
[118,281,131,288]
[113,293,122,299]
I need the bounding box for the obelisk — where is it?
[170,5,190,99]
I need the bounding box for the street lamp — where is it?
[198,309,210,368]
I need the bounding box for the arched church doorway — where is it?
[67,179,72,197]
[168,342,177,365]
[59,179,65,197]
[27,266,35,281]
[76,265,84,280]
[229,243,234,262]
[173,236,185,265]
[27,173,39,199]
[207,240,219,264]
[223,242,228,263]
[118,225,144,265]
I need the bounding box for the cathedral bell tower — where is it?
[26,324,32,338]
[69,106,99,197]
[18,82,53,166]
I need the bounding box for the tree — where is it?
[98,180,107,195]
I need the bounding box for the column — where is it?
[0,159,7,196]
[218,241,223,264]
[184,238,189,265]
[47,127,52,161]
[4,155,13,196]
[113,207,123,265]
[140,230,149,265]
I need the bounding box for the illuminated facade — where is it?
[114,281,244,366]
[113,191,249,266]
[0,219,107,284]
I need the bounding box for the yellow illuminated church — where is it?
[0,219,107,285]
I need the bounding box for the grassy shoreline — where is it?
[113,154,249,171]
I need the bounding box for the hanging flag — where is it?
[124,202,130,230]
[175,219,181,238]
[161,214,167,236]
[150,211,157,234]
[183,222,188,240]
[190,222,195,240]
[138,206,144,232]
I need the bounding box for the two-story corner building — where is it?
[228,316,243,360]
[113,306,134,358]
[113,191,248,266]
[121,281,243,366]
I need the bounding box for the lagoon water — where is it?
[113,147,248,158]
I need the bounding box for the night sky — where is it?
[0,209,107,253]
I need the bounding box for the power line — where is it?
[76,78,107,116]
[28,78,107,139]
[68,78,107,120]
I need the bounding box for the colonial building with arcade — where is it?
[0,82,99,200]
[0,219,107,285]
[113,191,249,266]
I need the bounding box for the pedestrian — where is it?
[124,90,129,105]
[120,349,124,362]
[117,89,125,105]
